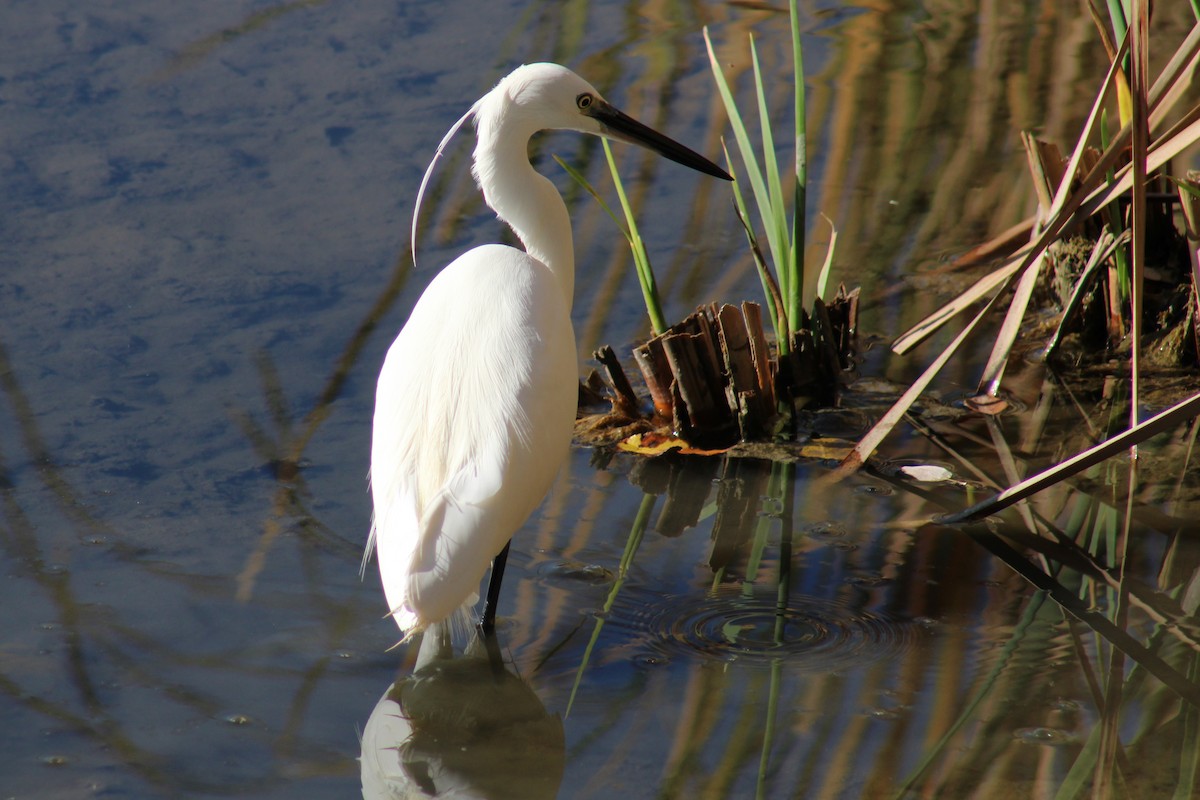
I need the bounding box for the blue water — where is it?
[6,1,1196,797]
[0,2,758,795]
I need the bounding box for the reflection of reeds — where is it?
[546,374,1200,797]
[151,0,330,83]
[883,358,1200,796]
[0,330,356,790]
[551,4,1200,793]
[566,490,655,715]
[234,245,412,602]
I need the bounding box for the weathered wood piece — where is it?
[633,337,673,419]
[662,326,736,446]
[716,303,777,439]
[593,345,641,419]
[611,288,857,447]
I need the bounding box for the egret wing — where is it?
[367,246,576,635]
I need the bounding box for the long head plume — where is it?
[411,100,480,269]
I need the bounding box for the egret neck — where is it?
[472,108,575,305]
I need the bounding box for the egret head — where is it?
[478,62,732,180]
[412,62,729,265]
[482,63,607,137]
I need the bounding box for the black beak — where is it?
[589,99,733,182]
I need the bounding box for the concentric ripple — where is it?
[606,586,917,670]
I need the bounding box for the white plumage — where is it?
[365,63,729,639]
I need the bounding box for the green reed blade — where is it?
[725,141,788,347]
[705,28,788,290]
[602,139,667,334]
[751,37,792,324]
[790,0,808,315]
[555,151,667,335]
[815,214,837,303]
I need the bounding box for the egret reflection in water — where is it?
[360,626,565,799]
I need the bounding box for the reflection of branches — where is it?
[867,367,1200,794]
[235,248,412,601]
[0,337,123,545]
[0,249,389,791]
[947,392,1200,524]
[0,338,285,792]
[920,513,1200,794]
[0,672,273,795]
[150,0,330,83]
[896,591,1051,796]
[955,521,1200,708]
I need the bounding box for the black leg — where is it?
[481,540,511,634]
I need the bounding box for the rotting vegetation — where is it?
[841,1,1200,479]
[573,0,861,455]
[576,1,1200,480]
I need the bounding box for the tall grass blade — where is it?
[1128,0,1150,436]
[977,251,1048,397]
[977,39,1126,395]
[1045,230,1128,359]
[891,251,1027,353]
[1147,22,1200,129]
[705,3,812,349]
[815,214,837,302]
[602,139,667,334]
[790,0,807,314]
[705,28,785,287]
[727,142,786,341]
[555,152,667,334]
[555,156,628,237]
[1100,108,1133,311]
[1084,106,1200,215]
[838,292,1006,473]
[1097,0,1132,126]
[750,39,791,330]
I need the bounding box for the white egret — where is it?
[365,62,730,641]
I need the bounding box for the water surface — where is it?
[3,1,1198,797]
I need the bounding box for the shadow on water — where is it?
[361,627,565,799]
[5,0,1200,798]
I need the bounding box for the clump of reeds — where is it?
[846,8,1200,794]
[841,2,1200,472]
[568,0,856,450]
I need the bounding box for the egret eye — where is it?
[576,93,593,111]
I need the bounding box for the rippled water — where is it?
[5,1,1200,798]
[606,586,917,667]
